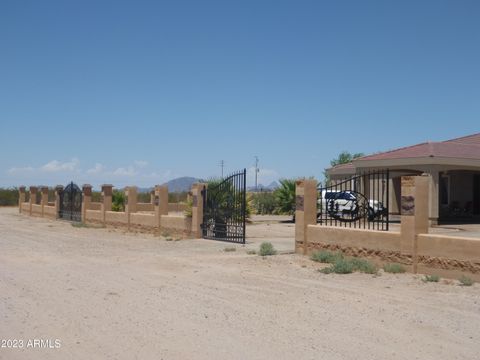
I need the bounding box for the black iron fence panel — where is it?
[318,170,390,231]
[59,182,82,222]
[202,169,246,244]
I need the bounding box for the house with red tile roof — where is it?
[327,133,480,224]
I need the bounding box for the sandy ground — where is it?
[1,207,480,360]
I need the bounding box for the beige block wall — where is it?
[21,203,30,212]
[43,205,56,218]
[417,234,480,262]
[136,203,154,212]
[85,209,103,222]
[161,215,192,232]
[307,225,402,253]
[31,204,42,215]
[90,202,102,211]
[168,203,187,212]
[105,211,127,224]
[130,213,156,227]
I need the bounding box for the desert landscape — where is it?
[1,207,479,360]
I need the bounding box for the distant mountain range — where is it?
[162,177,200,192]
[137,177,279,193]
[247,181,279,192]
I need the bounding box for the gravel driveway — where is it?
[1,207,479,360]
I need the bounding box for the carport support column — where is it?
[295,179,317,255]
[154,185,168,228]
[29,186,37,216]
[55,185,63,219]
[101,184,113,225]
[82,184,92,223]
[125,186,138,230]
[191,183,206,238]
[400,175,429,273]
[40,186,48,217]
[18,186,26,213]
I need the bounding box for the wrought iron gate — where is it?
[202,169,246,243]
[59,182,82,222]
[318,170,390,231]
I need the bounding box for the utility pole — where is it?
[219,160,225,178]
[254,156,259,191]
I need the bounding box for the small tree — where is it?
[274,179,296,215]
[323,151,364,185]
[112,190,125,212]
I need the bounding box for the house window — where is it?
[439,174,450,205]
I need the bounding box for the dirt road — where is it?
[1,207,479,360]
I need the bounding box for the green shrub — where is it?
[459,275,474,286]
[246,249,256,255]
[258,242,277,256]
[112,191,125,212]
[350,257,378,274]
[0,188,19,206]
[184,197,193,218]
[383,263,406,274]
[316,255,377,275]
[330,258,354,274]
[251,191,277,215]
[224,246,236,252]
[423,274,440,282]
[311,250,344,264]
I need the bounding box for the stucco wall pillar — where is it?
[191,183,206,238]
[82,184,92,223]
[400,175,429,273]
[55,185,63,219]
[150,190,155,205]
[40,186,48,217]
[125,186,138,230]
[154,185,169,227]
[295,179,317,255]
[29,186,37,216]
[428,171,439,226]
[18,186,26,213]
[101,184,113,224]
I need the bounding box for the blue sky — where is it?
[1,0,479,188]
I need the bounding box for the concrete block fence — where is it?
[19,183,206,238]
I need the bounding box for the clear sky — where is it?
[1,0,479,188]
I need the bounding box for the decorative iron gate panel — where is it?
[202,169,246,243]
[59,182,82,222]
[318,170,390,231]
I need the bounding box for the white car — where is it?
[318,190,386,220]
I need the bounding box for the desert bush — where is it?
[258,242,277,256]
[111,191,125,212]
[246,249,256,255]
[184,197,193,218]
[459,275,474,286]
[137,192,152,203]
[423,274,440,283]
[383,263,406,274]
[169,191,188,203]
[224,246,236,252]
[251,191,277,215]
[91,191,102,202]
[319,256,377,275]
[311,250,343,264]
[0,188,19,206]
[330,258,354,274]
[349,257,378,274]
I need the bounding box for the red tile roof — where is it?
[356,133,480,161]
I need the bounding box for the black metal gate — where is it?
[202,169,247,243]
[318,170,390,231]
[59,182,82,222]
